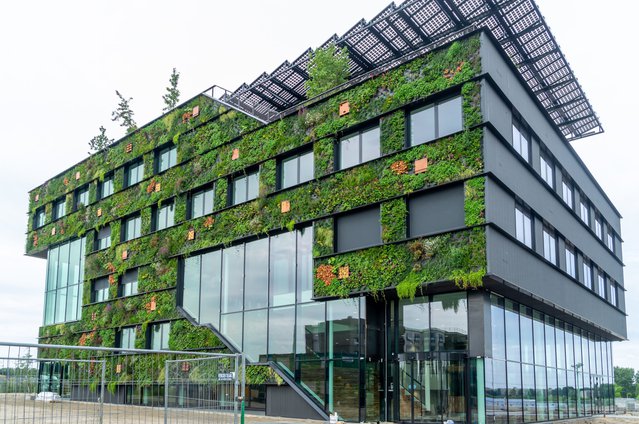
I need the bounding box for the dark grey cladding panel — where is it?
[336,206,381,253]
[266,385,325,420]
[479,33,621,233]
[408,183,464,238]
[483,131,623,285]
[485,227,627,340]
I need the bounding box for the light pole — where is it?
[572,363,583,416]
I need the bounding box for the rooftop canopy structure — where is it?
[214,0,601,141]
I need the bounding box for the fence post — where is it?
[241,354,246,424]
[99,360,106,424]
[233,355,239,424]
[164,362,169,424]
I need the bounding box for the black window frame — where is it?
[124,160,144,188]
[117,326,137,350]
[155,145,177,174]
[539,151,554,189]
[122,214,142,242]
[542,225,558,265]
[152,201,175,232]
[120,268,139,297]
[74,185,90,211]
[511,117,531,163]
[95,226,112,251]
[408,95,463,147]
[52,198,66,220]
[92,277,109,303]
[98,173,115,199]
[515,204,533,249]
[188,184,215,219]
[337,124,381,170]
[278,149,314,190]
[230,169,260,206]
[147,322,171,350]
[34,207,46,229]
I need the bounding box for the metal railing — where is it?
[0,342,244,424]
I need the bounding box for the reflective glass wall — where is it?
[44,238,86,325]
[485,295,614,424]
[181,226,368,420]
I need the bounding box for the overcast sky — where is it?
[0,1,636,367]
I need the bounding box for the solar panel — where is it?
[213,0,601,141]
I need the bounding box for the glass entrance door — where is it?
[396,353,466,423]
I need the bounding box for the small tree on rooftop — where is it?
[305,44,350,99]
[111,90,137,134]
[88,126,114,154]
[162,67,181,112]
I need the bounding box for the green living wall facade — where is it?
[27,35,488,421]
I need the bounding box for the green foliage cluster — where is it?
[464,176,485,227]
[314,227,486,299]
[305,44,350,99]
[614,366,639,399]
[112,90,137,134]
[380,111,406,154]
[162,68,180,112]
[381,199,408,243]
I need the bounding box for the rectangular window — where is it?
[280,150,314,189]
[190,185,215,219]
[231,171,259,205]
[96,226,111,250]
[540,153,554,188]
[610,284,617,307]
[512,121,530,162]
[336,206,381,252]
[595,216,603,239]
[99,174,114,199]
[561,179,573,208]
[582,261,593,290]
[149,322,170,350]
[543,227,557,265]
[92,277,109,303]
[125,161,144,188]
[515,206,533,248]
[597,273,606,299]
[580,198,589,224]
[120,269,138,297]
[119,327,136,350]
[157,146,177,173]
[606,228,614,252]
[34,208,46,229]
[123,215,141,241]
[53,198,66,220]
[153,202,175,231]
[43,238,85,325]
[410,96,462,146]
[75,186,89,210]
[339,126,380,169]
[565,246,576,278]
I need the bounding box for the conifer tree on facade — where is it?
[111,90,137,134]
[162,67,181,112]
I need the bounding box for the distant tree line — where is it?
[615,366,639,398]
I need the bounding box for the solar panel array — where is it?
[219,0,601,141]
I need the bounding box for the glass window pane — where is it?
[491,300,506,360]
[192,192,204,219]
[282,156,298,189]
[200,251,222,327]
[247,172,259,200]
[298,151,314,184]
[507,361,523,424]
[400,297,430,353]
[244,309,268,362]
[505,304,520,362]
[360,127,380,162]
[430,293,468,351]
[536,364,549,421]
[183,256,201,320]
[296,227,313,303]
[270,232,296,306]
[55,287,67,323]
[204,188,214,215]
[65,284,78,322]
[68,239,81,285]
[545,319,556,368]
[522,363,536,422]
[244,238,269,310]
[533,313,546,366]
[520,310,534,364]
[222,245,244,313]
[438,96,462,137]
[339,135,359,169]
[269,306,295,372]
[57,242,70,288]
[233,176,246,204]
[410,105,435,146]
[296,302,325,358]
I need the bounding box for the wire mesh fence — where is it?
[0,342,243,424]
